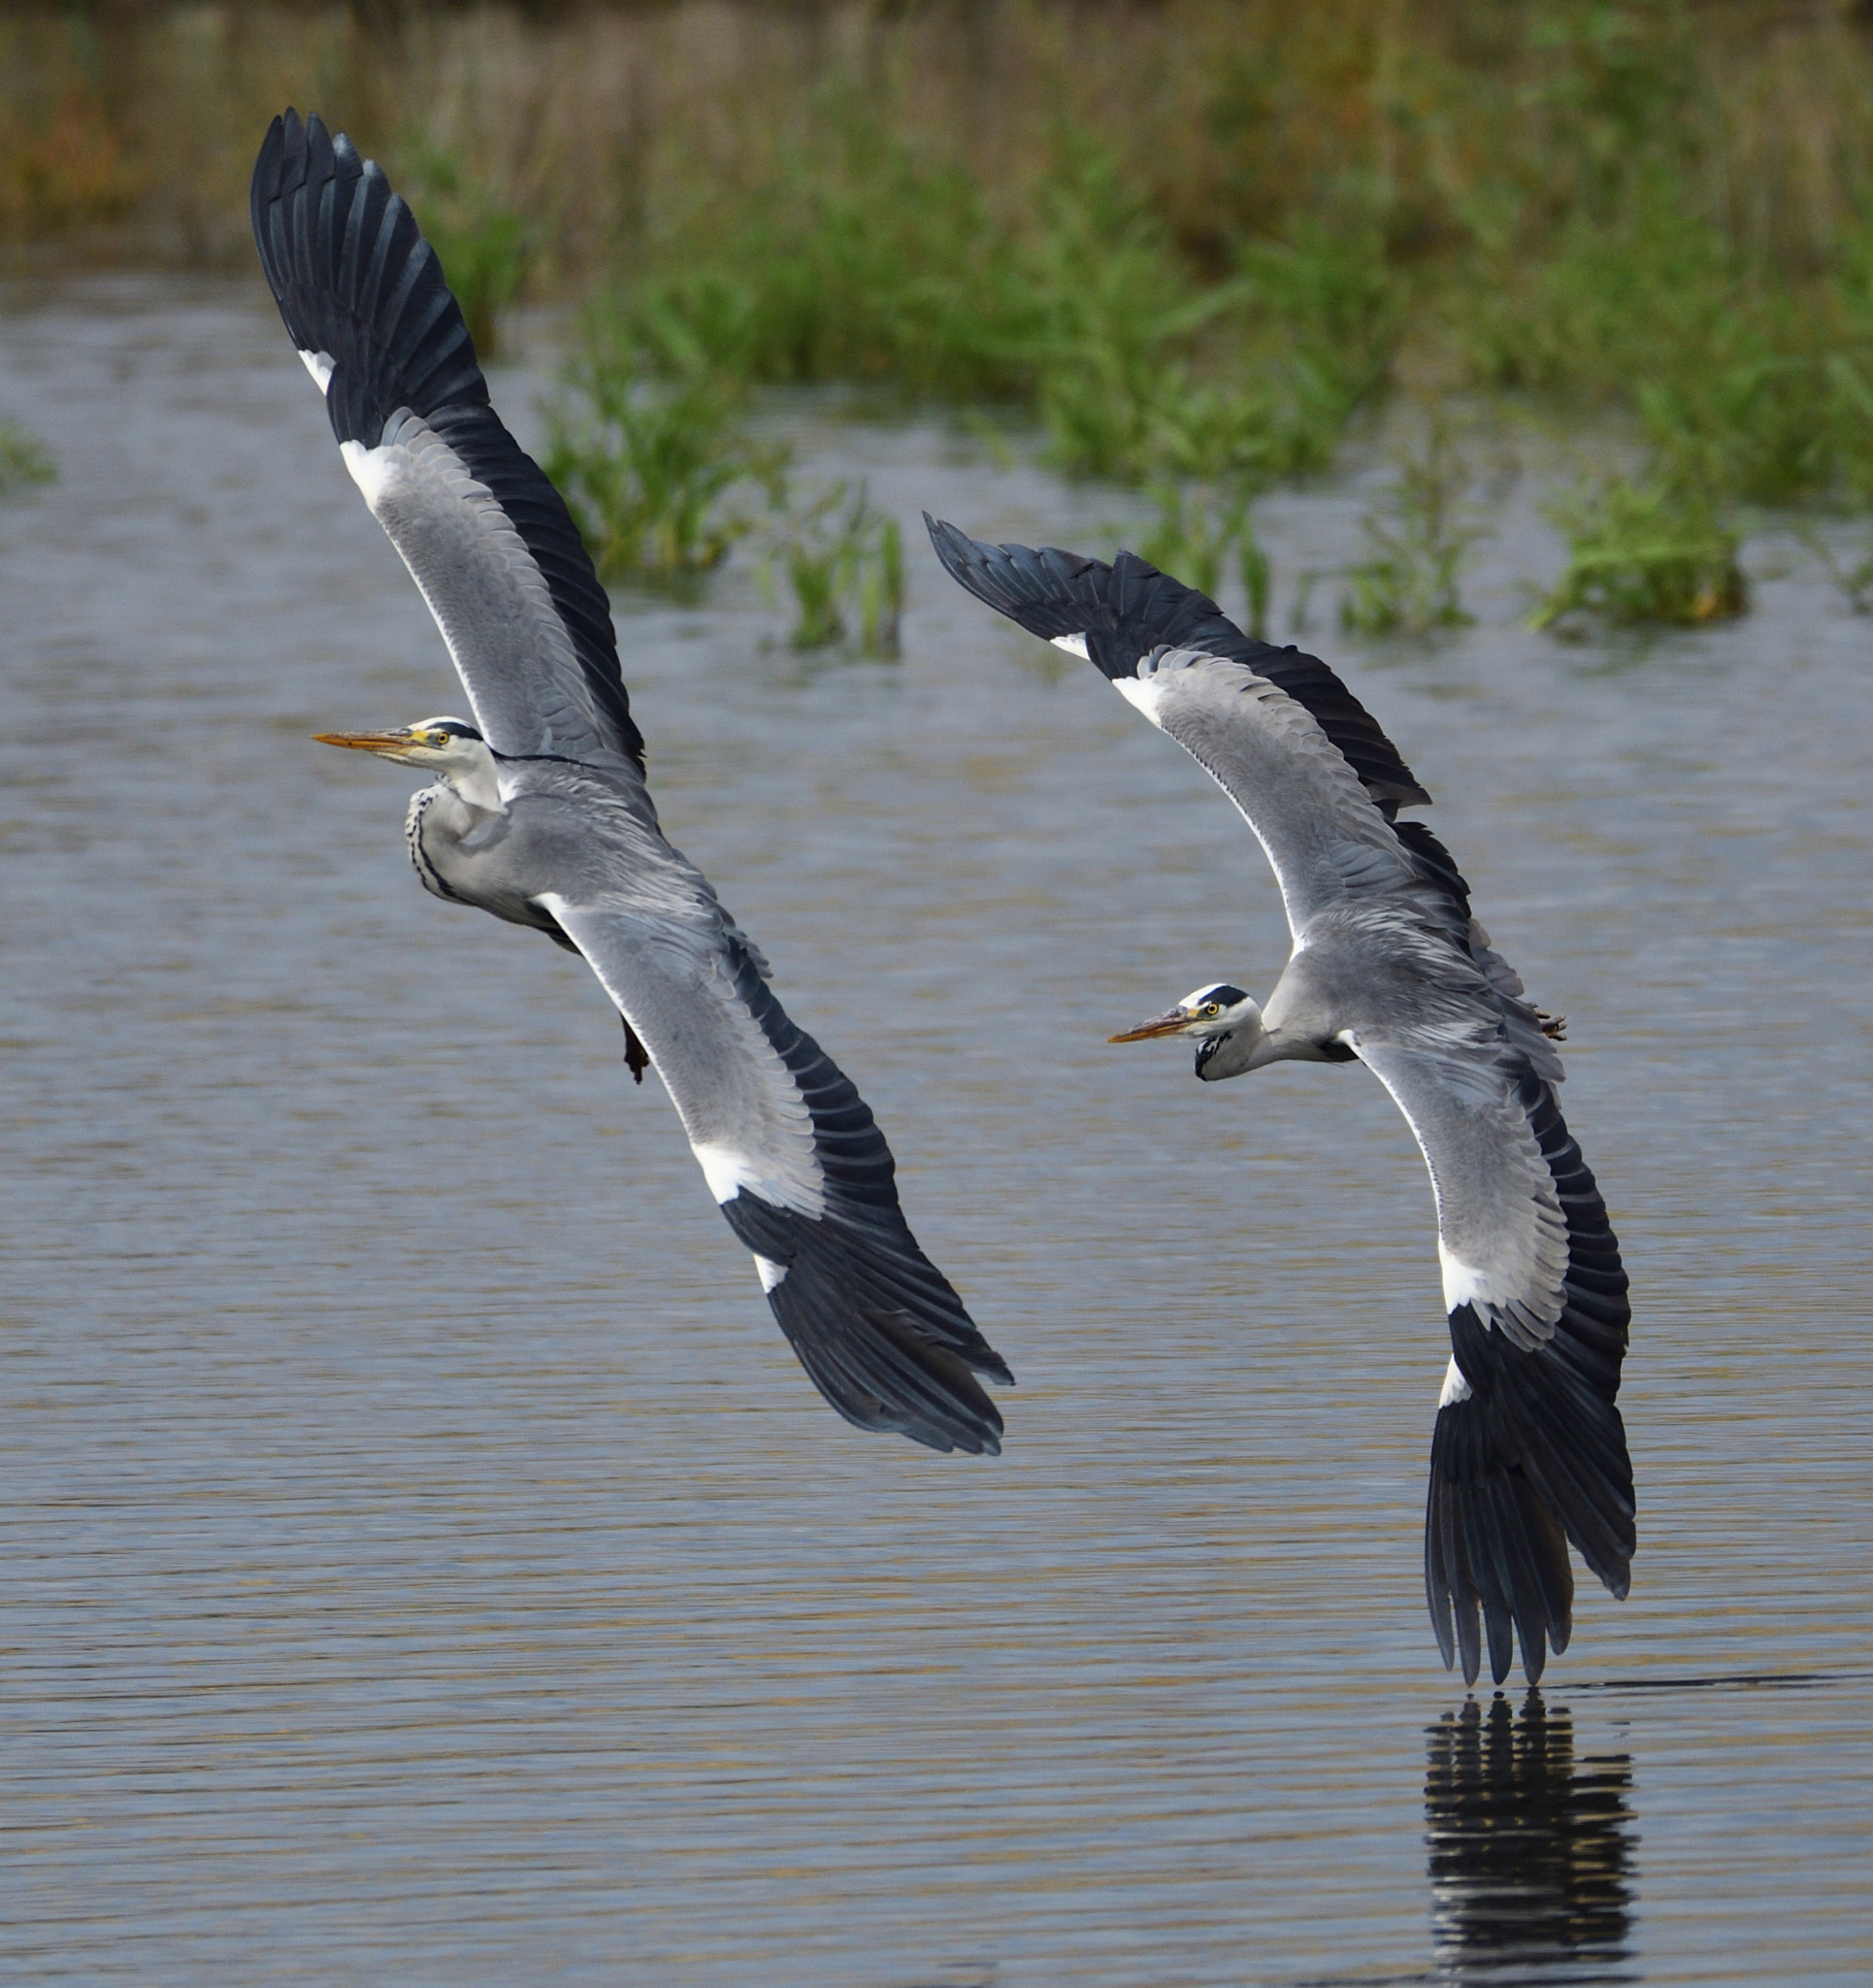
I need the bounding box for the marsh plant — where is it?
[763,483,904,657]
[543,336,786,590]
[1138,481,1272,638]
[0,417,53,496]
[1339,415,1483,638]
[1531,476,1748,633]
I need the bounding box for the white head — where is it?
[1108,980,1267,1082]
[313,715,501,810]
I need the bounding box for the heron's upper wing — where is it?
[1105,645,1424,939]
[925,515,1430,815]
[1356,1034,1633,1687]
[538,876,1010,1456]
[250,110,643,771]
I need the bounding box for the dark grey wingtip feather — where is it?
[250,107,488,449]
[721,1190,1009,1457]
[925,514,1433,816]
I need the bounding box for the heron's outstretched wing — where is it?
[925,515,1430,815]
[250,110,643,772]
[1357,1038,1633,1687]
[541,893,1011,1456]
[1093,645,1425,939]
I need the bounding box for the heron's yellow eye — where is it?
[1203,1002,1222,1016]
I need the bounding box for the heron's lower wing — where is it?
[543,897,1010,1455]
[924,516,1430,814]
[250,110,643,770]
[1360,1040,1633,1686]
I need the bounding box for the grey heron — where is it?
[247,110,1010,1455]
[928,516,1633,1684]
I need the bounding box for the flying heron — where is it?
[928,516,1633,1684]
[246,111,1009,1455]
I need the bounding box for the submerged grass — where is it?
[1340,414,1483,637]
[763,482,904,657]
[19,3,1873,619]
[542,321,786,589]
[1530,475,1748,631]
[0,417,55,496]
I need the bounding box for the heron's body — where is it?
[931,519,1633,1686]
[250,112,1009,1454]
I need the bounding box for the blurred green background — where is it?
[10,0,1873,630]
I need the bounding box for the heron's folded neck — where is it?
[1196,1005,1267,1081]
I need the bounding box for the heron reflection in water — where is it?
[1426,1694,1635,1981]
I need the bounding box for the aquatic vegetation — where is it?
[0,418,54,496]
[16,0,1873,537]
[542,331,786,589]
[1138,481,1273,637]
[1530,476,1748,632]
[763,483,904,657]
[1339,415,1481,638]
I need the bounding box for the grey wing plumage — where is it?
[924,515,1431,814]
[542,893,1011,1456]
[250,109,644,771]
[1113,646,1424,938]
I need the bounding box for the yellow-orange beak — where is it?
[314,728,419,759]
[1108,1006,1197,1044]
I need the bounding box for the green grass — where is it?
[542,322,786,589]
[1339,414,1481,637]
[763,482,904,657]
[0,418,54,496]
[1529,475,1748,631]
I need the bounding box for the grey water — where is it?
[1,274,1868,1985]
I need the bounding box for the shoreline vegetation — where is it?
[9,0,1873,630]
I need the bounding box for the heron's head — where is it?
[314,717,498,805]
[1109,982,1265,1082]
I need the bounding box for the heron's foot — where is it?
[1537,1010,1567,1042]
[621,1015,649,1083]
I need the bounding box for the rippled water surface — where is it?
[2,277,1869,1984]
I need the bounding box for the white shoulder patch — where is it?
[298,348,336,396]
[1438,1355,1472,1408]
[1437,1238,1486,1314]
[1050,632,1090,660]
[1114,673,1167,727]
[338,436,399,512]
[693,1142,759,1206]
[753,1255,787,1294]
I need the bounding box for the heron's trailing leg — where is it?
[1537,1011,1567,1042]
[621,1014,648,1083]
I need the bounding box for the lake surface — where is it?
[1,275,1868,1985]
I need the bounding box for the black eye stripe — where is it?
[1196,983,1248,1009]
